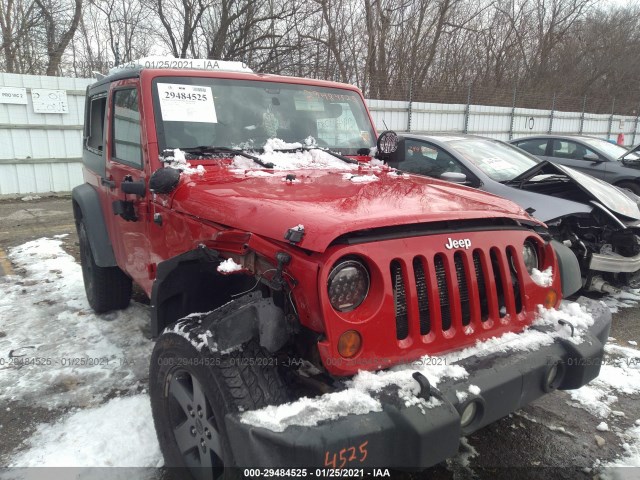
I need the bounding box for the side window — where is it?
[551,140,597,160]
[85,95,106,152]
[515,138,547,156]
[399,140,465,178]
[112,88,142,168]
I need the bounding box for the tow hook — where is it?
[587,275,621,295]
[557,319,575,337]
[412,372,431,400]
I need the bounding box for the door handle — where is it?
[101,177,116,189]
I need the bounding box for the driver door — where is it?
[103,82,152,292]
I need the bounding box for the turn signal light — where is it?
[338,330,362,358]
[544,289,558,309]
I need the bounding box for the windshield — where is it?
[446,138,539,182]
[152,77,375,155]
[581,137,640,161]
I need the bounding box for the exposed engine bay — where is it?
[513,163,640,291]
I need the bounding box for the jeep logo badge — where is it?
[445,237,471,250]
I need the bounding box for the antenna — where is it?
[382,119,389,130]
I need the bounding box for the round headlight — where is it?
[522,241,539,274]
[327,259,370,312]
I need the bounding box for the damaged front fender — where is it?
[200,292,292,353]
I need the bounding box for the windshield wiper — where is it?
[180,146,274,169]
[270,145,358,165]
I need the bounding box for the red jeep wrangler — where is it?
[73,58,610,475]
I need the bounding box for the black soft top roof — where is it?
[89,66,143,90]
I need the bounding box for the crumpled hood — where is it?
[516,162,640,221]
[170,168,538,252]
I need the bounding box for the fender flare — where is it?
[550,239,582,298]
[71,184,117,267]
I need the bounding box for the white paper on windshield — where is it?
[157,83,217,123]
[482,156,517,171]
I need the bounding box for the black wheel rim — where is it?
[167,369,224,479]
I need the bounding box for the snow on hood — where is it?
[231,147,354,172]
[173,160,537,253]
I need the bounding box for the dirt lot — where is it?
[0,194,639,478]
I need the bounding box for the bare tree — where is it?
[33,0,82,75]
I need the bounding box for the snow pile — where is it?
[263,138,303,153]
[233,149,354,172]
[240,389,382,433]
[8,395,162,468]
[242,301,598,433]
[168,319,215,353]
[20,195,41,202]
[0,238,153,408]
[468,384,481,395]
[597,422,610,432]
[342,173,379,183]
[160,148,205,175]
[531,266,553,287]
[217,258,243,273]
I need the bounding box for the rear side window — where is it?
[112,88,142,168]
[515,138,547,156]
[85,96,106,152]
[551,140,597,160]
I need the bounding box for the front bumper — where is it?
[590,251,640,273]
[225,297,611,469]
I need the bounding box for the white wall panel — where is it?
[0,73,92,195]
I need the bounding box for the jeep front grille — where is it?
[391,248,523,340]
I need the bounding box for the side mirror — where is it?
[583,152,601,163]
[149,167,181,194]
[440,172,467,184]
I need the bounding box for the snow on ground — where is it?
[568,340,640,419]
[601,425,640,477]
[7,395,162,468]
[601,287,640,313]
[0,237,153,408]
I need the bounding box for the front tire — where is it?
[150,317,288,479]
[77,220,132,313]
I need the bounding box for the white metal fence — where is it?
[1,74,637,195]
[366,99,638,145]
